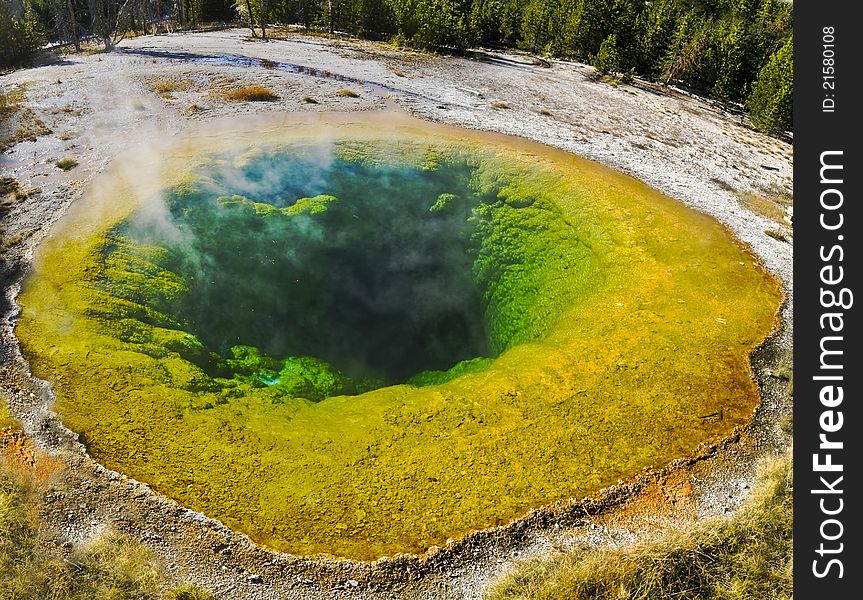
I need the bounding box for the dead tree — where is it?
[87,0,142,50]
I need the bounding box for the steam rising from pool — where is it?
[115,145,492,394]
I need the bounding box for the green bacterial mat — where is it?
[16,112,782,560]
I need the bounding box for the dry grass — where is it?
[150,77,193,98]
[0,86,52,152]
[82,43,107,55]
[486,454,793,600]
[0,406,213,600]
[737,189,793,224]
[0,177,20,197]
[264,27,337,42]
[491,101,511,109]
[223,86,280,102]
[302,95,319,104]
[1,177,40,205]
[0,87,26,117]
[336,88,360,98]
[765,228,789,243]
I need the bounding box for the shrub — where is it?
[223,86,280,102]
[56,158,78,171]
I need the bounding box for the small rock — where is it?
[247,574,262,584]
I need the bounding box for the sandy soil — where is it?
[0,28,792,599]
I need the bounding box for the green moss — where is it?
[277,356,350,401]
[285,194,338,216]
[429,192,461,214]
[15,123,782,560]
[226,345,280,377]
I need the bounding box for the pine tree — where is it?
[1,1,44,67]
[520,0,554,54]
[637,0,677,77]
[592,32,619,75]
[569,0,613,59]
[747,33,792,133]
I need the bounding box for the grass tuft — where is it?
[736,189,793,224]
[166,583,216,599]
[223,86,280,102]
[485,454,793,600]
[0,177,20,196]
[490,101,511,110]
[336,89,360,98]
[765,228,789,242]
[151,78,193,99]
[302,95,319,104]
[55,158,78,171]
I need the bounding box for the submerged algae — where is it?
[16,115,783,560]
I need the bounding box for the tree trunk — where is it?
[178,0,186,28]
[66,0,80,51]
[153,0,162,35]
[328,0,334,34]
[259,0,268,41]
[244,0,257,37]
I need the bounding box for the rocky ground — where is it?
[0,28,792,599]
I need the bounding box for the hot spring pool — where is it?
[16,112,782,559]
